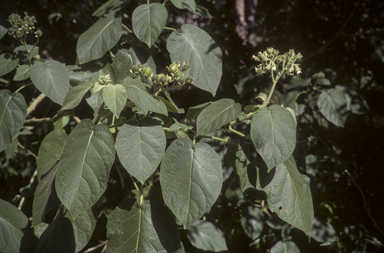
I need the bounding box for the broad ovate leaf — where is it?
[171,0,196,11]
[116,118,166,184]
[107,199,180,253]
[113,49,134,83]
[0,90,27,152]
[30,60,70,105]
[167,24,222,96]
[102,83,127,118]
[0,199,29,253]
[317,88,349,127]
[186,220,228,252]
[160,138,223,227]
[55,119,115,218]
[93,0,133,17]
[196,98,241,135]
[77,14,122,64]
[132,3,168,48]
[251,105,296,170]
[61,78,96,111]
[37,129,67,181]
[125,80,167,115]
[264,156,314,235]
[0,53,19,77]
[13,64,31,81]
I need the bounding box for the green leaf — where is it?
[32,165,61,227]
[240,206,265,240]
[251,105,296,171]
[77,14,122,64]
[127,47,157,73]
[317,88,349,127]
[0,53,19,77]
[125,80,167,115]
[107,199,180,253]
[167,24,222,96]
[335,85,369,115]
[55,119,115,218]
[13,45,39,63]
[35,205,97,253]
[316,78,331,86]
[188,4,213,18]
[30,60,70,105]
[52,111,71,130]
[157,91,185,114]
[116,118,166,184]
[113,49,134,83]
[197,99,241,135]
[13,65,31,81]
[264,156,314,235]
[37,129,67,181]
[102,83,127,118]
[132,3,168,48]
[286,76,311,89]
[186,220,228,252]
[160,138,223,227]
[61,77,96,111]
[92,0,132,17]
[171,0,196,12]
[305,154,318,177]
[283,90,302,110]
[186,102,211,120]
[0,90,27,152]
[0,199,29,253]
[270,241,300,253]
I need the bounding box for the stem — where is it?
[263,64,285,107]
[130,175,140,192]
[163,26,177,31]
[27,93,46,116]
[139,183,144,205]
[122,24,132,33]
[73,116,81,123]
[22,41,33,66]
[228,126,252,141]
[15,83,33,93]
[195,135,228,143]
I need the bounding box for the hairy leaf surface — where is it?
[55,119,115,218]
[160,138,223,227]
[167,24,222,96]
[0,90,27,152]
[251,105,296,170]
[102,83,127,118]
[30,60,69,105]
[116,118,166,184]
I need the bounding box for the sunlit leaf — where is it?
[61,78,96,111]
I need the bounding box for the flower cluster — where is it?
[7,13,42,41]
[96,74,112,86]
[252,48,303,76]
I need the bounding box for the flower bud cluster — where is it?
[7,13,42,40]
[97,74,112,86]
[252,47,302,76]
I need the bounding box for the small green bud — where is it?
[31,16,36,22]
[178,76,186,85]
[12,24,19,30]
[159,75,167,85]
[16,30,23,37]
[182,62,190,71]
[27,21,34,28]
[131,65,140,74]
[151,74,159,83]
[17,18,23,24]
[8,27,15,33]
[35,30,42,37]
[168,63,178,73]
[186,75,194,83]
[143,67,152,77]
[24,15,30,21]
[22,26,29,33]
[173,71,183,79]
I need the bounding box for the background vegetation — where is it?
[1,0,383,252]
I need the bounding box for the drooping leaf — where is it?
[264,156,314,235]
[61,77,96,111]
[251,105,296,170]
[107,199,180,253]
[55,119,115,218]
[187,4,213,18]
[240,206,265,240]
[102,83,127,118]
[157,91,185,114]
[283,90,302,110]
[160,138,223,227]
[0,90,27,152]
[37,129,67,181]
[35,205,97,253]
[32,165,61,227]
[317,88,349,127]
[186,220,228,252]
[116,118,166,184]
[186,102,211,119]
[92,0,132,17]
[30,60,70,105]
[0,199,29,253]
[270,241,300,253]
[286,76,311,89]
[171,0,196,12]
[167,24,222,96]
[77,14,122,64]
[13,64,31,81]
[52,111,71,130]
[196,99,241,135]
[125,80,167,115]
[112,49,134,83]
[132,3,168,48]
[315,78,331,86]
[0,53,19,77]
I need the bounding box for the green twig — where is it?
[15,83,33,93]
[130,175,140,192]
[195,135,229,143]
[122,24,132,33]
[164,26,177,31]
[228,126,252,141]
